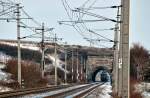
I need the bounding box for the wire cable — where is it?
[79,0,97,18]
[61,0,116,47]
[80,0,91,8]
[88,29,114,42]
[21,8,41,26]
[74,9,118,23]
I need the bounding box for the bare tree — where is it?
[130,43,149,81]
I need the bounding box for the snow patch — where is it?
[0,63,5,69]
[135,82,150,93]
[0,42,39,51]
[46,54,69,73]
[97,83,112,98]
[135,82,150,98]
[0,85,13,92]
[0,52,11,63]
[21,44,39,51]
[0,64,13,92]
[142,91,150,98]
[0,64,12,82]
[86,82,112,98]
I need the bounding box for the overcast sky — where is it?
[130,0,150,50]
[0,0,150,49]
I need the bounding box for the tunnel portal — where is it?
[91,66,111,83]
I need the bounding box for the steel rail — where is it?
[66,83,103,98]
[44,83,104,98]
[0,84,73,98]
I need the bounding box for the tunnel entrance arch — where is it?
[91,66,111,82]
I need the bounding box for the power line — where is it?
[64,8,114,44]
[58,19,108,24]
[61,0,91,42]
[21,8,41,26]
[61,0,87,39]
[77,5,122,10]
[0,8,16,16]
[84,37,113,42]
[73,9,118,23]
[0,0,15,5]
[78,0,97,19]
[0,5,15,13]
[61,0,117,47]
[92,28,117,31]
[80,0,91,8]
[88,29,114,42]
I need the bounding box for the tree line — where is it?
[130,43,150,82]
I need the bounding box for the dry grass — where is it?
[3,59,48,89]
[112,93,121,98]
[112,77,142,98]
[130,77,142,98]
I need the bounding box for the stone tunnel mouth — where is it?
[91,66,111,83]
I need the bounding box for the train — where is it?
[100,71,110,82]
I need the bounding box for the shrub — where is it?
[130,77,142,98]
[3,59,48,89]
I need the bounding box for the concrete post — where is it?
[65,48,67,84]
[16,3,21,86]
[119,0,130,97]
[54,34,57,85]
[41,23,45,78]
[113,24,119,93]
[72,48,74,82]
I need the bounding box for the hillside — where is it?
[0,39,113,64]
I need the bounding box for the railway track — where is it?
[44,82,104,98]
[0,84,72,98]
[0,83,104,98]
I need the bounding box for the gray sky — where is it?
[130,0,150,49]
[0,0,150,49]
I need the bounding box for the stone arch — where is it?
[91,66,110,82]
